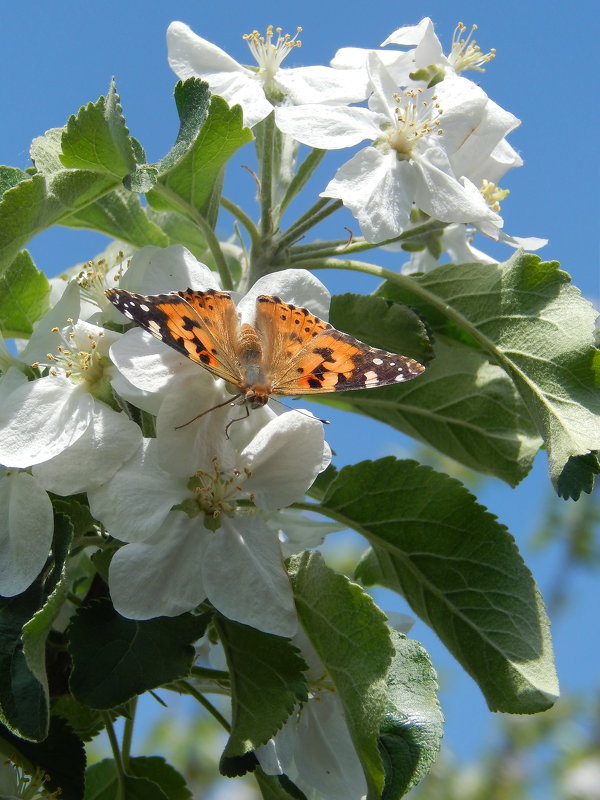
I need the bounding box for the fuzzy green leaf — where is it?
[315,457,558,712]
[380,631,443,797]
[68,600,208,708]
[378,254,600,494]
[217,617,308,770]
[288,552,394,799]
[0,250,50,337]
[60,79,136,177]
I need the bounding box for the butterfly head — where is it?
[244,386,270,409]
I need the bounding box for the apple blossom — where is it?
[167,22,369,129]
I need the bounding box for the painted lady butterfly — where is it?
[106,288,426,410]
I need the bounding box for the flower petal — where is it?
[87,439,187,543]
[108,512,208,619]
[33,404,142,495]
[202,516,297,637]
[0,472,53,596]
[0,377,93,467]
[276,64,369,105]
[236,269,331,324]
[274,104,381,150]
[167,22,273,128]
[120,245,219,294]
[109,328,198,394]
[242,411,325,510]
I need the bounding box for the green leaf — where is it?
[317,457,559,712]
[30,127,66,173]
[0,250,50,337]
[22,513,73,711]
[84,760,168,800]
[0,584,47,740]
[0,170,116,277]
[60,79,136,177]
[255,768,308,800]
[0,166,29,195]
[128,757,192,800]
[68,600,208,708]
[148,87,253,217]
[156,78,212,174]
[556,452,600,501]
[380,631,443,797]
[51,694,106,742]
[61,186,169,247]
[378,254,600,493]
[145,208,208,258]
[216,617,308,770]
[315,336,541,486]
[288,552,394,799]
[0,715,85,800]
[329,293,434,366]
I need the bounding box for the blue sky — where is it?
[3,0,598,782]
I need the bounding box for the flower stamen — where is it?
[449,22,496,73]
[386,88,443,159]
[243,25,302,91]
[480,179,509,212]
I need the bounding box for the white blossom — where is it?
[167,22,369,129]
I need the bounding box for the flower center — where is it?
[448,22,495,73]
[480,179,509,212]
[31,322,107,385]
[188,457,254,522]
[76,254,126,311]
[386,89,443,159]
[243,25,302,90]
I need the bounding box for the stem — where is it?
[277,198,342,250]
[259,112,275,238]
[121,697,137,769]
[102,713,127,799]
[150,183,234,290]
[279,147,327,216]
[221,196,260,249]
[175,680,231,732]
[190,665,230,682]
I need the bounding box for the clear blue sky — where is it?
[3,0,598,777]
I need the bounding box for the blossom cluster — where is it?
[168,16,545,262]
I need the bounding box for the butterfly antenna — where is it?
[270,398,330,426]
[174,394,243,430]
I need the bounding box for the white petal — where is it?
[0,377,92,467]
[33,404,142,495]
[470,138,523,186]
[110,370,163,415]
[412,147,502,233]
[276,65,369,105]
[109,328,198,394]
[274,104,380,150]
[167,22,273,128]
[119,245,219,294]
[109,512,208,619]
[0,472,53,596]
[268,509,344,558]
[155,374,235,477]
[87,439,187,542]
[381,17,436,48]
[0,366,27,402]
[237,269,331,324]
[203,516,297,637]
[242,411,325,510]
[323,148,415,242]
[498,232,548,251]
[21,281,81,363]
[294,693,367,800]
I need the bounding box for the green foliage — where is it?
[378,254,600,495]
[217,617,308,767]
[0,250,50,337]
[316,457,558,712]
[289,552,395,798]
[68,600,208,708]
[84,759,171,800]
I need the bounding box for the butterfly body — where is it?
[106,287,426,408]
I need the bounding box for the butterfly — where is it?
[106,287,426,416]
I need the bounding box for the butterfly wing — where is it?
[255,295,425,395]
[106,288,244,387]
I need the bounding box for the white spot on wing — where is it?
[147,320,162,336]
[364,370,378,382]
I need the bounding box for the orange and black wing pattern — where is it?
[254,295,425,395]
[106,288,244,386]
